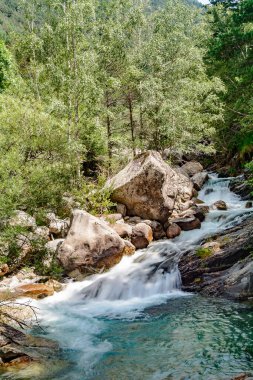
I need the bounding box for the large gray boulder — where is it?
[57,210,135,274]
[107,151,193,223]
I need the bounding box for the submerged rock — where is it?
[212,200,227,210]
[107,151,193,223]
[57,210,134,274]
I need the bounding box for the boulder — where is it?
[9,211,36,231]
[116,203,127,217]
[103,213,123,223]
[212,200,227,211]
[107,151,193,223]
[112,223,132,238]
[180,161,203,177]
[166,223,181,239]
[131,223,153,249]
[142,220,166,240]
[15,283,54,299]
[0,323,58,368]
[45,239,64,254]
[57,210,133,274]
[192,171,208,191]
[174,217,201,231]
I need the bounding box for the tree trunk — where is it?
[128,94,136,157]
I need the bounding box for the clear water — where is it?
[1,175,253,380]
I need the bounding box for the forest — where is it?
[0,0,253,379]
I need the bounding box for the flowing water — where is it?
[1,175,253,380]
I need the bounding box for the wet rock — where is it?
[230,175,252,199]
[179,217,253,300]
[107,151,193,223]
[0,323,58,368]
[57,210,133,274]
[9,211,36,231]
[192,171,208,191]
[180,161,203,177]
[174,217,201,231]
[205,188,214,195]
[131,223,153,249]
[166,223,181,239]
[246,201,252,209]
[202,241,221,253]
[212,200,227,210]
[15,283,54,299]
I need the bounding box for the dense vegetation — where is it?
[0,0,252,223]
[207,0,253,165]
[0,0,225,221]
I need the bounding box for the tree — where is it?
[207,0,253,163]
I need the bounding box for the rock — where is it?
[45,239,64,254]
[34,226,50,240]
[49,218,70,238]
[116,203,127,217]
[123,240,136,255]
[103,213,123,223]
[9,211,36,231]
[112,223,133,238]
[44,279,64,292]
[174,217,201,231]
[131,223,153,249]
[180,161,203,177]
[0,323,58,368]
[0,264,9,277]
[142,220,166,240]
[166,223,181,239]
[179,216,253,300]
[202,241,221,253]
[205,188,214,195]
[15,284,54,299]
[230,175,252,199]
[212,200,227,210]
[107,151,193,223]
[192,171,208,191]
[125,216,142,224]
[162,148,184,165]
[57,210,133,274]
[246,201,252,209]
[194,207,208,222]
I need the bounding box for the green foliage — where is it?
[196,247,213,259]
[206,0,253,163]
[0,92,79,218]
[73,175,116,216]
[0,40,14,92]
